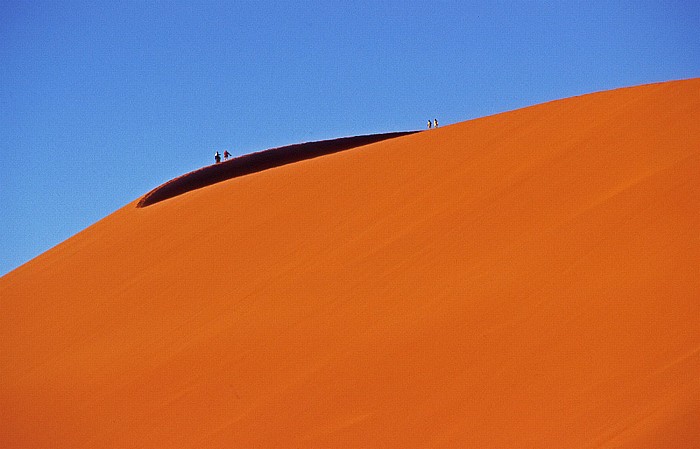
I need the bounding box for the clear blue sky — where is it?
[1,1,699,276]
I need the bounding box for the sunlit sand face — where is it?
[1,79,699,448]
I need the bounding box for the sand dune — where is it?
[1,78,699,448]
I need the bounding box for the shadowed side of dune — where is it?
[138,132,416,207]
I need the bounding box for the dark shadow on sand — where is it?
[137,131,416,207]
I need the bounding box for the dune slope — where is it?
[1,78,699,448]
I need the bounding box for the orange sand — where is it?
[2,78,699,448]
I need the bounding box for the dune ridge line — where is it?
[137,131,417,207]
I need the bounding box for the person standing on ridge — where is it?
[214,151,221,164]
[427,119,432,129]
[223,150,231,160]
[434,118,439,128]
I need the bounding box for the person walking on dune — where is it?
[214,151,221,164]
[223,150,231,160]
[427,119,432,129]
[434,118,439,128]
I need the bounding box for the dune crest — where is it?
[1,78,699,448]
[138,132,416,207]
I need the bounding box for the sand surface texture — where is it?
[2,78,699,448]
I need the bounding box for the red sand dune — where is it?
[2,78,699,448]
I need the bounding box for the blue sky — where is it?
[1,0,699,276]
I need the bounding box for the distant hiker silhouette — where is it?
[428,120,432,129]
[434,119,439,128]
[223,150,231,160]
[214,151,221,164]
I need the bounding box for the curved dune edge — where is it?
[137,132,417,207]
[1,79,699,448]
